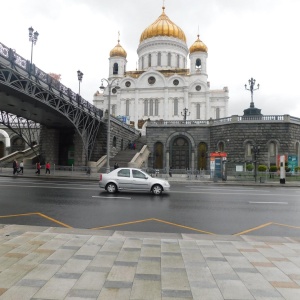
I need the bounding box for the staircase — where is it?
[110,136,147,168]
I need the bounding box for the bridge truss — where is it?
[0,42,103,161]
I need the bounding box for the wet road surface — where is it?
[1,177,300,236]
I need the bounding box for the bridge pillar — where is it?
[39,127,60,165]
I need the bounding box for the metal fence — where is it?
[1,164,300,182]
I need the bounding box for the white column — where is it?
[164,88,168,120]
[184,87,188,109]
[206,94,210,119]
[135,89,139,129]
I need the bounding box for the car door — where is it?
[132,169,151,190]
[115,169,132,190]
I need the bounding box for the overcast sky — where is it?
[1,0,300,118]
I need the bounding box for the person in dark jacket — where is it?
[13,159,18,175]
[35,161,41,175]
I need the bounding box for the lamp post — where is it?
[245,78,259,108]
[100,78,120,173]
[181,108,190,122]
[77,70,83,96]
[28,27,39,70]
[251,145,260,182]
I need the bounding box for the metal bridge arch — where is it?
[0,42,103,161]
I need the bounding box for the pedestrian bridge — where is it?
[0,41,140,164]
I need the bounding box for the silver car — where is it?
[99,168,170,195]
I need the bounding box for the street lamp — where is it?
[28,26,39,69]
[77,70,83,95]
[181,108,190,122]
[100,78,120,173]
[251,145,260,182]
[245,78,259,108]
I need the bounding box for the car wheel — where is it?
[106,183,117,193]
[152,184,162,195]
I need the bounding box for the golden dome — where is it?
[110,40,127,58]
[189,35,208,53]
[140,7,186,43]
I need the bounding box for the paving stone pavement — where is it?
[1,224,300,299]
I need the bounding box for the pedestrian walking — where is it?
[17,160,24,174]
[45,162,50,174]
[35,161,41,175]
[114,162,119,169]
[12,159,18,175]
[169,166,172,177]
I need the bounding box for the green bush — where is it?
[295,166,300,172]
[269,165,278,172]
[258,165,268,172]
[246,164,254,171]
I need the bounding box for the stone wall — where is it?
[146,119,300,170]
[91,119,141,162]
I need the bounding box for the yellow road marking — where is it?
[92,217,215,234]
[272,222,300,230]
[37,213,72,228]
[234,222,273,235]
[0,212,72,228]
[0,212,38,218]
[152,218,215,235]
[91,218,154,230]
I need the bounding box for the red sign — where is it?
[210,152,227,157]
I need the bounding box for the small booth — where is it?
[210,152,227,181]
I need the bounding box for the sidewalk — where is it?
[1,167,300,187]
[1,224,300,299]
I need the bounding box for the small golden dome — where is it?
[110,40,127,58]
[140,7,186,43]
[189,35,208,53]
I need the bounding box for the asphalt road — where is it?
[0,176,300,236]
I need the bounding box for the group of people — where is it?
[35,161,51,175]
[12,160,24,175]
[12,160,51,175]
[128,141,136,150]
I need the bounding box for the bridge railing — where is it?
[0,41,102,120]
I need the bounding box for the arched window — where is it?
[218,141,225,152]
[269,141,277,166]
[157,52,161,66]
[148,54,151,67]
[216,107,220,119]
[154,142,164,169]
[113,63,118,75]
[150,99,153,116]
[196,58,201,69]
[144,99,148,116]
[141,56,144,69]
[245,143,252,157]
[269,142,276,156]
[113,136,117,147]
[0,141,4,158]
[126,100,130,116]
[174,99,178,116]
[155,99,159,116]
[177,55,180,68]
[183,57,186,68]
[196,103,200,119]
[168,53,171,67]
[198,142,207,170]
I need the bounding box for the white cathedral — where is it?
[93,5,229,130]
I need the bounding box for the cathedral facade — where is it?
[93,6,229,130]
